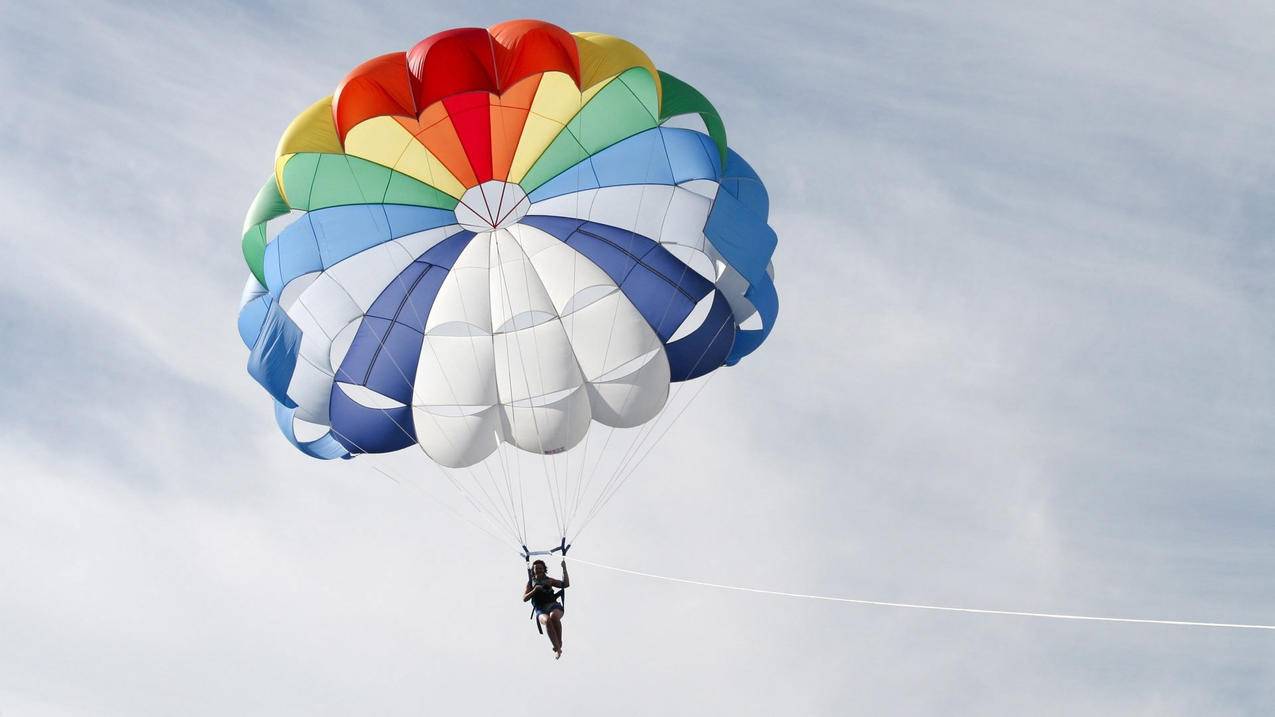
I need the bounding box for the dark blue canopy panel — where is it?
[520,215,735,380]
[328,231,474,454]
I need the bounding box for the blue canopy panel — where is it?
[327,388,415,454]
[704,148,778,364]
[525,133,777,367]
[328,231,475,455]
[717,150,770,220]
[520,216,735,381]
[526,127,721,203]
[247,301,302,408]
[667,291,737,378]
[237,290,273,349]
[273,401,350,460]
[727,269,778,365]
[262,204,456,298]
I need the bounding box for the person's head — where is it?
[531,559,547,577]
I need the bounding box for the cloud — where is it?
[2,1,1274,714]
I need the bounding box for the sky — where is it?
[2,0,1274,714]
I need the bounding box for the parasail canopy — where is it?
[237,20,779,548]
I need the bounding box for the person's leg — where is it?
[539,612,560,652]
[548,608,564,655]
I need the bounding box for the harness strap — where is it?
[524,558,543,634]
[523,539,570,635]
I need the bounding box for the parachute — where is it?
[236,20,779,552]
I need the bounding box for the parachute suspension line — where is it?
[571,144,753,541]
[563,157,718,536]
[585,192,710,505]
[437,244,528,544]
[558,135,675,537]
[556,80,628,538]
[584,378,678,519]
[321,413,521,550]
[510,228,574,535]
[569,420,610,527]
[562,225,584,529]
[492,231,566,541]
[563,412,633,538]
[597,248,698,494]
[458,449,524,542]
[365,462,520,552]
[558,83,595,532]
[410,400,521,541]
[598,312,727,503]
[560,89,587,533]
[430,368,518,538]
[479,451,524,543]
[575,377,712,540]
[407,248,531,545]
[572,321,728,543]
[569,557,1275,632]
[313,262,528,545]
[409,415,524,544]
[566,429,590,520]
[567,422,616,532]
[410,234,529,547]
[588,315,730,527]
[558,285,625,533]
[559,406,612,532]
[510,443,528,546]
[494,442,528,548]
[574,385,679,535]
[564,211,709,538]
[492,91,563,535]
[411,335,525,543]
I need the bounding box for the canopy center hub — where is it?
[455,181,530,232]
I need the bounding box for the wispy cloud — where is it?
[2,1,1273,714]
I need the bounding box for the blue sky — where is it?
[2,1,1274,714]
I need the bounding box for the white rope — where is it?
[568,556,1275,632]
[355,457,1275,633]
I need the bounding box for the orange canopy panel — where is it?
[394,109,478,189]
[489,74,541,180]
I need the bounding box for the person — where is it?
[523,558,570,659]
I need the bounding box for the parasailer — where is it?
[524,559,570,658]
[235,19,779,652]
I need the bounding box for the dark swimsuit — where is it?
[529,577,564,616]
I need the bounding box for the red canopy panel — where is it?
[489,19,580,90]
[442,92,494,183]
[332,53,415,141]
[407,27,499,110]
[332,20,582,143]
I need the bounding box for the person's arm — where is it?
[560,561,570,589]
[523,580,535,602]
